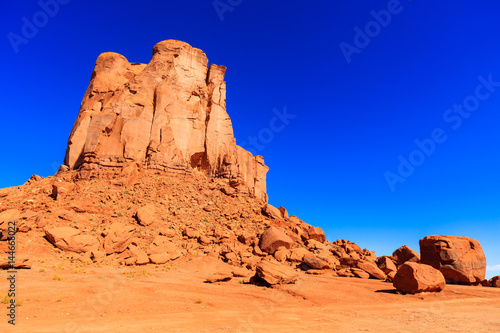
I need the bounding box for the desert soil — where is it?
[1,256,499,333]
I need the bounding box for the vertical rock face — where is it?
[64,40,268,201]
[419,235,486,284]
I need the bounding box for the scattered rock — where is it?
[307,226,326,243]
[128,245,149,265]
[221,187,236,197]
[262,204,282,219]
[0,257,30,269]
[149,253,170,264]
[52,182,75,200]
[278,206,289,219]
[352,268,370,279]
[289,247,310,262]
[183,227,200,239]
[378,256,398,275]
[489,276,500,288]
[392,245,420,265]
[274,249,289,262]
[0,209,21,240]
[355,260,387,280]
[101,222,135,254]
[136,204,156,226]
[45,227,99,253]
[393,262,446,294]
[303,254,330,270]
[336,268,355,277]
[231,267,252,278]
[259,226,294,254]
[255,260,298,285]
[206,273,232,283]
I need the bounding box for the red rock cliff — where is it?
[64,40,268,201]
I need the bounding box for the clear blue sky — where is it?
[2,1,500,278]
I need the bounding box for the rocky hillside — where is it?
[0,40,498,294]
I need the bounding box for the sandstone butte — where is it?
[65,39,269,202]
[0,41,498,320]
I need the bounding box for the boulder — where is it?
[136,204,156,226]
[336,268,355,277]
[149,253,170,264]
[393,262,446,294]
[255,260,298,285]
[183,227,200,239]
[289,247,310,262]
[278,206,289,219]
[489,276,500,288]
[101,222,135,254]
[45,227,99,253]
[0,209,21,240]
[128,245,149,265]
[64,40,269,202]
[352,268,370,279]
[259,226,294,254]
[307,226,326,243]
[355,260,387,280]
[419,235,486,284]
[392,245,420,265]
[274,249,289,262]
[262,204,282,219]
[52,182,75,200]
[303,254,330,270]
[206,273,232,283]
[378,256,398,274]
[0,256,30,269]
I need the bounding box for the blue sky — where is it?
[1,1,500,278]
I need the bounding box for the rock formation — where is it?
[64,40,268,202]
[419,235,486,284]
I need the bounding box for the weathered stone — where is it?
[355,260,387,280]
[255,260,298,285]
[303,253,330,270]
[392,245,420,265]
[352,268,370,279]
[489,276,500,288]
[128,245,149,265]
[45,227,99,253]
[307,226,326,243]
[52,182,75,200]
[278,206,289,219]
[259,226,294,254]
[393,262,446,294]
[0,209,21,240]
[289,247,310,262]
[206,273,232,283]
[149,253,170,264]
[262,204,282,219]
[378,256,398,274]
[136,204,156,226]
[101,222,135,254]
[419,235,486,284]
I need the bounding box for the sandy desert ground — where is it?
[1,256,499,333]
